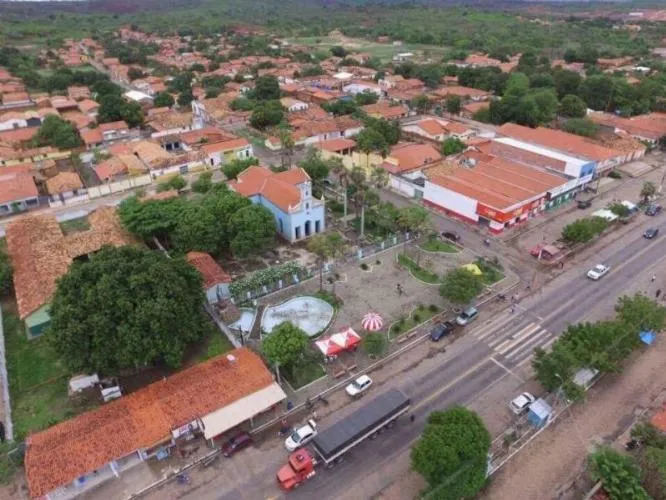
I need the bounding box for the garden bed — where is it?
[475,257,505,284]
[283,359,326,390]
[420,239,458,253]
[398,254,439,284]
[388,304,441,340]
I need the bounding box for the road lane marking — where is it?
[473,312,517,340]
[411,356,493,412]
[489,321,535,348]
[490,356,525,383]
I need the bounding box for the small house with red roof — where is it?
[229,166,325,242]
[186,251,232,303]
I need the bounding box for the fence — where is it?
[47,175,152,208]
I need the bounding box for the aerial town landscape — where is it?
[1,0,666,499]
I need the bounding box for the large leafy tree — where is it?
[299,148,331,187]
[616,294,666,332]
[254,75,281,101]
[440,268,484,304]
[97,94,144,128]
[0,249,12,296]
[229,205,276,257]
[411,407,491,499]
[588,447,649,500]
[250,100,284,129]
[48,246,208,373]
[262,321,309,372]
[559,94,587,118]
[307,232,346,290]
[562,216,608,243]
[32,115,82,150]
[118,196,186,242]
[153,92,175,108]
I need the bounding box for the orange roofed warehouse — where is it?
[25,348,286,499]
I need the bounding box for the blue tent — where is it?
[640,330,656,345]
[528,399,553,428]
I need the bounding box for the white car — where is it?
[345,375,373,397]
[587,264,610,280]
[284,419,317,451]
[510,392,536,415]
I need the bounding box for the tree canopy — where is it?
[562,216,608,243]
[440,268,485,304]
[48,246,209,373]
[411,407,491,499]
[153,92,175,108]
[441,137,465,156]
[589,447,649,500]
[229,205,276,257]
[32,115,82,150]
[262,321,310,369]
[97,94,144,128]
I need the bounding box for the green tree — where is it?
[262,321,310,378]
[445,95,462,115]
[616,294,666,332]
[98,94,144,128]
[191,172,213,193]
[640,181,657,203]
[532,342,581,399]
[222,157,259,180]
[0,249,12,296]
[588,447,649,500]
[250,100,284,129]
[307,232,346,290]
[638,446,666,499]
[299,147,330,187]
[441,137,465,156]
[609,202,630,218]
[396,206,431,236]
[118,196,186,242]
[579,74,615,111]
[563,118,598,138]
[330,46,347,58]
[356,127,389,158]
[177,89,194,107]
[157,175,187,192]
[533,90,559,123]
[229,205,276,257]
[48,246,208,373]
[562,217,608,243]
[127,67,145,81]
[277,128,295,169]
[254,75,280,101]
[355,90,379,106]
[32,115,82,150]
[411,407,491,499]
[153,92,175,108]
[411,94,431,114]
[559,94,587,118]
[363,332,386,356]
[440,268,485,304]
[553,69,582,99]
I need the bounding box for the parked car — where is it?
[456,307,479,326]
[221,432,253,457]
[441,231,460,242]
[285,420,317,451]
[430,321,455,341]
[577,198,593,209]
[587,264,610,280]
[646,204,662,216]
[644,228,659,239]
[345,375,373,397]
[510,392,536,415]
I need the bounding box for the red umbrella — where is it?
[362,312,384,331]
[315,336,343,357]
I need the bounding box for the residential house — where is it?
[186,251,232,303]
[360,102,409,121]
[379,143,443,196]
[280,97,309,113]
[78,99,100,119]
[201,137,253,167]
[95,154,148,182]
[1,92,33,109]
[67,86,91,101]
[6,207,132,337]
[229,166,325,242]
[98,121,130,142]
[0,166,39,215]
[131,140,207,178]
[45,171,85,201]
[24,348,286,499]
[588,111,666,145]
[191,95,249,128]
[342,80,383,97]
[146,111,194,139]
[0,127,39,148]
[462,101,489,119]
[0,112,27,131]
[80,128,104,150]
[432,86,491,102]
[291,116,363,147]
[402,118,474,143]
[50,97,79,113]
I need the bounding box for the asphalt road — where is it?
[230,214,666,500]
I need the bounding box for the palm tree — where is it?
[307,233,346,290]
[277,128,295,169]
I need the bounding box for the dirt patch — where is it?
[481,338,666,500]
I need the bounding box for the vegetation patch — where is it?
[420,238,458,254]
[389,303,440,340]
[398,254,439,284]
[58,216,90,235]
[283,358,326,390]
[475,257,504,284]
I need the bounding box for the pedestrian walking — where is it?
[410,414,415,423]
[652,275,657,283]
[559,261,564,269]
[657,289,662,299]
[510,305,515,313]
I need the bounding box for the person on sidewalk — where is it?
[652,275,657,283]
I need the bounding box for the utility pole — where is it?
[360,204,365,240]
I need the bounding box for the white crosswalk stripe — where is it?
[504,330,550,360]
[473,312,523,342]
[488,321,556,365]
[493,323,542,352]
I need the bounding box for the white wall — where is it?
[0,118,27,131]
[424,180,478,222]
[390,174,418,198]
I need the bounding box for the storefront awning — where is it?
[201,382,287,439]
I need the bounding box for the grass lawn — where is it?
[59,216,90,235]
[284,359,325,390]
[389,304,441,340]
[3,308,98,440]
[398,254,439,284]
[420,238,458,253]
[197,331,233,362]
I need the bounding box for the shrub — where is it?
[428,304,438,313]
[360,262,369,270]
[608,170,622,179]
[417,304,425,311]
[363,332,386,356]
[413,313,421,323]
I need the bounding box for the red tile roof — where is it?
[25,348,274,498]
[201,137,250,154]
[229,166,309,212]
[0,172,38,205]
[0,127,38,146]
[416,119,446,136]
[80,128,103,145]
[98,120,129,132]
[361,102,409,120]
[316,138,356,153]
[498,123,621,162]
[385,143,442,173]
[186,251,231,288]
[651,408,666,432]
